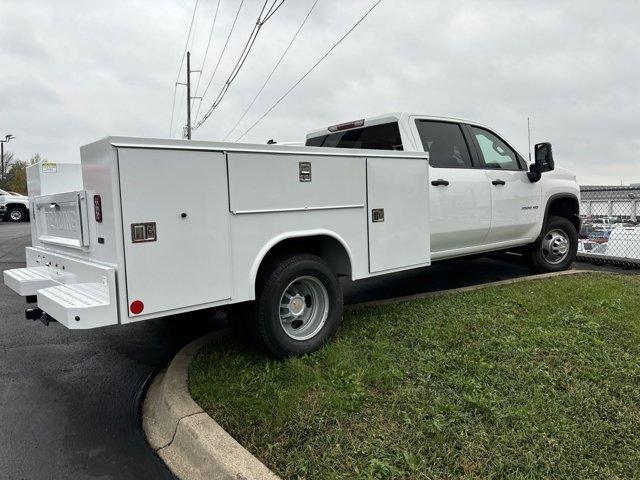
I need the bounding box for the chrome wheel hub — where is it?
[279,276,329,341]
[542,229,570,265]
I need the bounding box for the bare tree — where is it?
[0,151,16,188]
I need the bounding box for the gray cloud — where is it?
[0,0,638,184]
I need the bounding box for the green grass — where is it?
[189,273,640,479]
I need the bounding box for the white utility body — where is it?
[4,113,581,357]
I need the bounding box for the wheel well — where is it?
[546,196,580,232]
[256,235,352,285]
[6,203,27,211]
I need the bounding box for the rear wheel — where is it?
[251,254,343,358]
[526,215,577,273]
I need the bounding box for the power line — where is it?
[170,0,201,137]
[235,0,383,142]
[263,0,286,23]
[194,0,245,123]
[192,0,223,109]
[224,0,318,141]
[193,0,284,131]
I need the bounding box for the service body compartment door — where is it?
[367,157,430,273]
[118,148,232,318]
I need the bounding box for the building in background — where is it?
[580,185,640,222]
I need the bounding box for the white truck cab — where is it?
[3,113,580,358]
[307,113,580,265]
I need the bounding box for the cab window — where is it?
[305,122,403,150]
[470,126,521,170]
[414,120,473,168]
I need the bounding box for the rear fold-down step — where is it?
[4,248,119,329]
[3,266,74,296]
[37,282,113,329]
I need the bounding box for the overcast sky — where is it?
[1,0,638,185]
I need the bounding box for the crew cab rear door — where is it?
[410,118,492,254]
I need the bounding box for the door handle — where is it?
[431,179,449,186]
[492,179,506,186]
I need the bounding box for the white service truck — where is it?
[3,113,580,358]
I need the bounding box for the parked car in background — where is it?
[587,230,610,244]
[580,222,597,239]
[0,188,29,222]
[605,226,640,260]
[0,193,6,220]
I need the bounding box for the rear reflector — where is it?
[94,195,103,223]
[130,300,144,315]
[328,119,365,132]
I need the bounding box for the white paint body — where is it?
[3,113,579,330]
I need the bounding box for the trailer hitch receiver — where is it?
[25,308,57,326]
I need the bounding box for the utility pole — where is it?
[177,51,202,140]
[0,134,15,183]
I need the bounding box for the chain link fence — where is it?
[578,185,640,268]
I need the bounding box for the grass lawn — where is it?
[189,273,640,479]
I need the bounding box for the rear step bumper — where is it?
[3,247,119,329]
[4,266,74,296]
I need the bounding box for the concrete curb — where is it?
[142,330,280,480]
[143,268,607,480]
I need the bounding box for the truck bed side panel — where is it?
[117,148,232,319]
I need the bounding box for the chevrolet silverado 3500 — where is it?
[3,113,580,358]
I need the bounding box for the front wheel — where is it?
[526,215,578,273]
[6,206,27,222]
[252,254,343,359]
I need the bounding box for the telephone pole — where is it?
[0,134,15,182]
[177,51,202,140]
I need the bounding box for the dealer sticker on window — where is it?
[42,162,57,173]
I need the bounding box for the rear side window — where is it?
[414,120,473,168]
[305,122,403,150]
[470,126,521,170]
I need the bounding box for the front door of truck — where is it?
[412,119,492,254]
[466,125,542,244]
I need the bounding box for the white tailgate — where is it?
[367,157,430,273]
[33,191,93,249]
[117,148,232,319]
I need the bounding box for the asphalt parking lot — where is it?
[0,222,617,479]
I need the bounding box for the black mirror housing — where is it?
[535,142,554,172]
[527,142,555,182]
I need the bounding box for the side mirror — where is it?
[535,142,554,173]
[527,142,555,182]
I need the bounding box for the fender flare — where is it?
[247,229,355,298]
[537,193,581,240]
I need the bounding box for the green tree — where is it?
[4,160,28,195]
[2,153,48,194]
